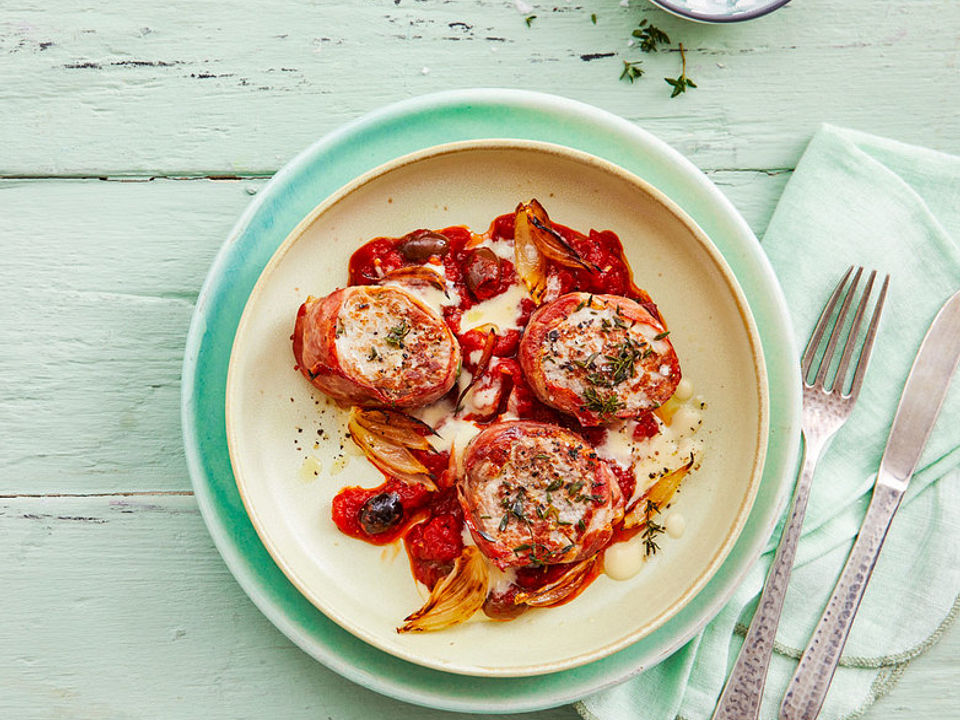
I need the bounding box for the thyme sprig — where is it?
[665,43,697,98]
[582,387,624,416]
[620,60,645,84]
[385,319,410,348]
[641,500,665,557]
[632,19,671,53]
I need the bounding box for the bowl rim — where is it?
[224,137,770,677]
[648,0,791,24]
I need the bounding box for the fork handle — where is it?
[779,480,904,720]
[711,434,825,720]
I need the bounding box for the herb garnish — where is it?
[633,19,671,53]
[641,500,665,557]
[591,13,597,24]
[665,43,697,98]
[654,330,670,341]
[582,387,624,416]
[367,347,379,361]
[385,319,410,348]
[620,60,645,83]
[525,14,536,27]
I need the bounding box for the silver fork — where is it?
[711,266,889,720]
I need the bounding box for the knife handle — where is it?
[779,481,903,720]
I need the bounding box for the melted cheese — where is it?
[460,283,528,333]
[604,536,645,581]
[594,390,705,509]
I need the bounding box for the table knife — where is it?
[780,288,960,720]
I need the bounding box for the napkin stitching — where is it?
[840,662,910,720]
[729,591,960,667]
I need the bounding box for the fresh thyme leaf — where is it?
[546,478,564,492]
[591,13,597,24]
[665,43,697,98]
[367,347,378,361]
[566,480,585,496]
[525,14,536,27]
[642,499,665,557]
[499,513,509,532]
[385,319,410,348]
[620,60,645,84]
[654,330,670,340]
[632,19,671,53]
[582,387,624,416]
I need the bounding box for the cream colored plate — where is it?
[226,140,768,677]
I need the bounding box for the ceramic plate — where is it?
[225,139,768,676]
[183,89,801,711]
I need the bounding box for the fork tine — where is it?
[847,273,890,399]
[813,267,863,387]
[801,266,854,382]
[831,270,876,393]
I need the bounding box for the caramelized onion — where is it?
[513,203,548,304]
[377,265,447,294]
[348,410,437,490]
[623,454,695,527]
[513,556,600,608]
[351,408,438,452]
[398,546,489,632]
[520,200,599,272]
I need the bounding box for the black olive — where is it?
[359,492,404,534]
[398,230,450,261]
[463,247,501,299]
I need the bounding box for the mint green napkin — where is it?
[578,124,960,720]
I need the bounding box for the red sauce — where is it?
[331,210,661,615]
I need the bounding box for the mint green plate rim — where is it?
[181,88,801,714]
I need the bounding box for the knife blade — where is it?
[780,287,960,720]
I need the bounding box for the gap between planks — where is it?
[0,491,194,498]
[0,168,794,182]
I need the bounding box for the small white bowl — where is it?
[649,0,791,23]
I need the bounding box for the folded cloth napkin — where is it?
[578,124,960,720]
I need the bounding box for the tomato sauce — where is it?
[332,210,661,609]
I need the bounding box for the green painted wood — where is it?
[0,173,781,495]
[1,0,957,176]
[3,0,958,715]
[0,495,578,720]
[0,494,955,718]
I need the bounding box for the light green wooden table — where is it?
[2,1,958,718]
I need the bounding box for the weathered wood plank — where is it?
[0,495,579,719]
[1,0,957,175]
[0,495,954,718]
[0,173,781,494]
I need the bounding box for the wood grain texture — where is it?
[0,173,781,495]
[0,495,578,720]
[0,494,955,719]
[3,0,958,715]
[1,0,958,176]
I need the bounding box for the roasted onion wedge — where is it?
[513,556,601,608]
[398,546,489,633]
[377,265,447,294]
[513,203,548,304]
[348,410,437,490]
[623,453,696,528]
[351,407,438,452]
[519,200,598,272]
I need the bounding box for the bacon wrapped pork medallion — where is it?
[458,420,624,570]
[519,292,681,425]
[293,285,461,408]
